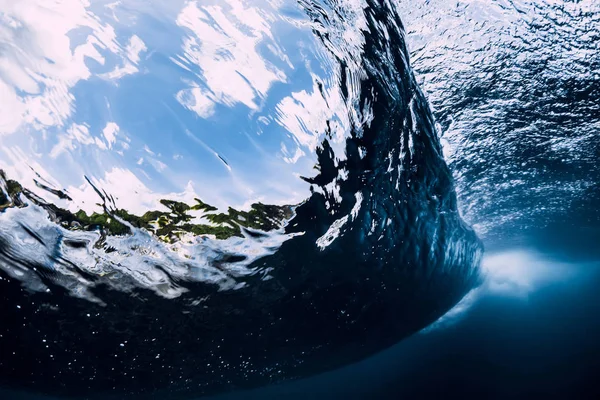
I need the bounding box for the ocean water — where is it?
[1,0,598,399]
[203,244,600,399]
[3,245,600,399]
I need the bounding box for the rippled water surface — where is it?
[400,0,600,239]
[0,0,598,398]
[1,0,353,301]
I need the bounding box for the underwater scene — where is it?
[0,0,598,398]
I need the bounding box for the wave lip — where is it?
[0,0,482,397]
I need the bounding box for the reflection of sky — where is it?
[0,0,350,214]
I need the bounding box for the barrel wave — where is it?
[0,0,481,398]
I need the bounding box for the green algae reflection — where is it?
[0,170,293,242]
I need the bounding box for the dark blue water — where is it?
[3,246,599,399]
[200,238,600,399]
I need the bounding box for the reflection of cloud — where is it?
[66,167,200,215]
[174,0,286,117]
[175,85,217,118]
[280,142,305,164]
[50,123,95,158]
[102,122,119,148]
[1,145,65,202]
[0,0,144,135]
[100,35,147,80]
[125,35,146,64]
[50,121,126,156]
[275,77,349,155]
[0,0,336,220]
[0,0,103,130]
[0,80,25,135]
